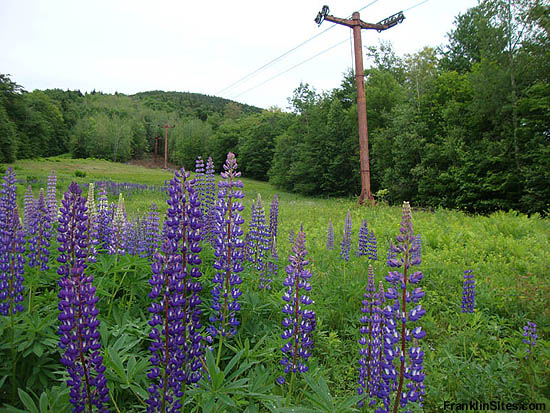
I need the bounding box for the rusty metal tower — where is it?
[315,6,405,204]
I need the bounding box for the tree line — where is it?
[1,0,548,214]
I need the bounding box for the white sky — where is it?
[1,0,479,110]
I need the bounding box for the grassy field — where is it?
[1,156,549,412]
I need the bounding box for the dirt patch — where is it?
[128,155,179,171]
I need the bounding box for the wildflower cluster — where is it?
[358,266,385,409]
[203,156,217,243]
[523,322,537,359]
[326,219,334,250]
[146,167,204,412]
[462,269,475,313]
[357,220,369,257]
[27,189,52,271]
[57,182,110,411]
[247,194,270,288]
[380,201,425,411]
[340,210,352,261]
[110,194,126,255]
[23,185,35,235]
[0,168,26,316]
[208,153,245,340]
[278,229,316,384]
[141,203,160,260]
[265,195,280,290]
[46,170,58,222]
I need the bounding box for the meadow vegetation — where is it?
[0,157,548,412]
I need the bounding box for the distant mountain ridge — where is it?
[131,90,263,120]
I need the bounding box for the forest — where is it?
[1,0,549,214]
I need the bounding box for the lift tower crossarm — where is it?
[324,14,388,31]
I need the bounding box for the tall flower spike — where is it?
[56,182,110,412]
[358,266,385,409]
[23,185,35,235]
[269,194,279,252]
[0,168,26,316]
[265,195,280,291]
[357,219,369,257]
[340,210,352,261]
[147,167,204,412]
[522,322,537,359]
[326,219,334,250]
[28,189,52,271]
[204,156,216,244]
[208,153,245,342]
[289,229,295,244]
[381,201,425,412]
[110,194,126,255]
[141,203,160,260]
[248,194,270,288]
[367,230,378,261]
[277,229,316,384]
[462,270,475,313]
[195,156,206,234]
[96,184,112,249]
[245,200,257,263]
[411,234,421,262]
[85,184,99,263]
[46,170,58,222]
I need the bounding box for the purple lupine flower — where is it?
[0,168,26,316]
[265,244,278,292]
[56,182,110,412]
[23,185,35,235]
[387,241,397,261]
[195,156,206,235]
[147,167,204,412]
[340,210,352,261]
[358,267,385,409]
[264,195,279,291]
[124,219,138,256]
[46,170,58,222]
[411,234,421,262]
[141,203,160,260]
[247,194,270,289]
[462,270,475,313]
[367,230,378,261]
[326,219,334,250]
[357,219,369,257]
[269,195,279,251]
[289,229,295,244]
[204,156,216,244]
[278,229,316,384]
[27,189,52,271]
[245,200,257,263]
[208,153,245,341]
[522,322,537,359]
[381,202,425,412]
[96,184,112,249]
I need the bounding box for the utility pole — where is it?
[154,133,159,164]
[315,6,405,204]
[158,122,175,169]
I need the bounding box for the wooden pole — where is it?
[158,123,174,169]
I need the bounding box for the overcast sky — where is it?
[1,0,479,110]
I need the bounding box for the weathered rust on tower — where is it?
[315,6,405,204]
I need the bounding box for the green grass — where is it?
[2,156,549,411]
